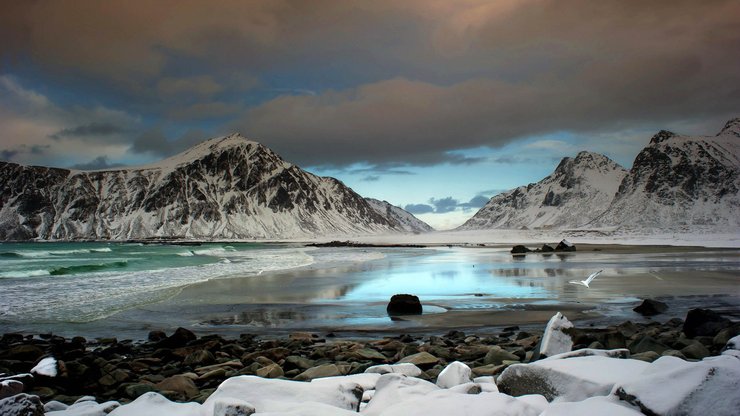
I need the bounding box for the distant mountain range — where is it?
[461,118,740,232]
[0,135,431,240]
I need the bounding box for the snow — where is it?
[31,357,58,377]
[435,361,472,389]
[724,334,740,351]
[373,390,541,416]
[364,363,422,377]
[361,374,439,416]
[540,396,642,416]
[47,399,120,416]
[107,393,198,416]
[539,312,573,358]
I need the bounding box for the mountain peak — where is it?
[649,130,676,144]
[718,117,740,136]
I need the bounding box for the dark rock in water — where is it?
[629,336,671,355]
[683,308,731,338]
[387,294,422,315]
[540,244,554,253]
[555,239,575,252]
[1,345,44,362]
[0,393,45,416]
[0,334,24,346]
[633,299,669,316]
[0,379,24,399]
[510,245,531,255]
[159,327,197,348]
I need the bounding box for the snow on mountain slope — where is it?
[0,134,410,240]
[365,198,434,233]
[591,118,740,231]
[459,152,628,230]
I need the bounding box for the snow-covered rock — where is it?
[201,375,362,414]
[373,390,542,416]
[612,355,740,416]
[723,334,740,351]
[30,357,58,377]
[498,355,649,402]
[536,312,574,359]
[46,399,120,416]
[0,393,44,416]
[364,363,422,377]
[0,134,427,240]
[540,396,642,416]
[361,374,439,416]
[107,393,198,416]
[460,151,627,230]
[435,361,472,389]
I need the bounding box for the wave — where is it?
[0,269,51,278]
[49,261,129,276]
[0,252,23,258]
[2,248,114,258]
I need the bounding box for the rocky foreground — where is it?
[1,308,739,415]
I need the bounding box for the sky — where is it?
[1,1,739,230]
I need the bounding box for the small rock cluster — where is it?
[0,308,738,414]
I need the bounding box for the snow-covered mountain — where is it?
[591,118,740,231]
[365,198,434,233]
[460,152,627,230]
[461,118,740,232]
[0,134,428,240]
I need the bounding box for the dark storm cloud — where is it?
[1,149,19,161]
[459,195,490,211]
[131,128,208,157]
[1,0,739,168]
[429,197,459,214]
[50,122,128,140]
[70,156,123,170]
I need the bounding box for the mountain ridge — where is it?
[0,134,431,240]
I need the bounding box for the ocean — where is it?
[0,242,314,324]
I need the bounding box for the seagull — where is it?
[569,270,603,288]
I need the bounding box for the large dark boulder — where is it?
[683,309,731,338]
[633,299,668,316]
[510,245,531,255]
[555,239,575,252]
[387,294,422,316]
[158,327,197,348]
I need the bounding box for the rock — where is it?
[386,294,423,315]
[435,361,472,389]
[255,363,284,379]
[510,245,531,254]
[661,349,687,359]
[628,336,671,355]
[352,348,388,362]
[43,400,68,412]
[0,393,44,416]
[362,373,439,416]
[199,368,228,382]
[148,330,167,342]
[397,352,439,369]
[498,355,649,402]
[613,355,740,416]
[724,334,740,351]
[681,342,711,360]
[184,349,215,367]
[2,345,44,361]
[683,308,731,338]
[533,312,573,360]
[30,357,59,377]
[211,398,256,416]
[284,355,315,371]
[630,351,661,362]
[295,364,343,381]
[0,380,24,399]
[159,327,197,348]
[155,375,200,400]
[632,299,668,316]
[540,244,554,252]
[483,346,520,366]
[124,383,157,399]
[202,375,362,414]
[555,239,575,252]
[364,363,422,377]
[714,323,740,347]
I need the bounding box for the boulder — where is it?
[683,308,731,338]
[0,393,44,416]
[555,239,576,252]
[483,346,520,366]
[148,330,167,342]
[397,352,439,369]
[435,361,472,389]
[0,380,24,400]
[295,364,343,381]
[613,355,740,416]
[510,245,531,255]
[498,355,649,402]
[211,398,256,416]
[369,390,541,416]
[628,336,671,355]
[540,244,555,253]
[632,299,668,316]
[386,294,422,315]
[155,375,200,400]
[159,327,197,348]
[361,373,439,416]
[364,363,422,377]
[533,312,574,360]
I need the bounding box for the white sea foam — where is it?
[0,269,51,278]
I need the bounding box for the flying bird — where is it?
[569,270,603,288]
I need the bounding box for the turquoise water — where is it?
[0,242,313,323]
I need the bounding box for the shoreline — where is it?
[1,307,738,408]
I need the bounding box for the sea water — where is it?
[0,242,314,323]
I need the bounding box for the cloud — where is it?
[167,102,244,121]
[361,175,380,182]
[459,195,490,210]
[157,76,223,97]
[429,197,459,214]
[50,122,128,140]
[70,156,123,170]
[131,127,208,157]
[404,204,435,215]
